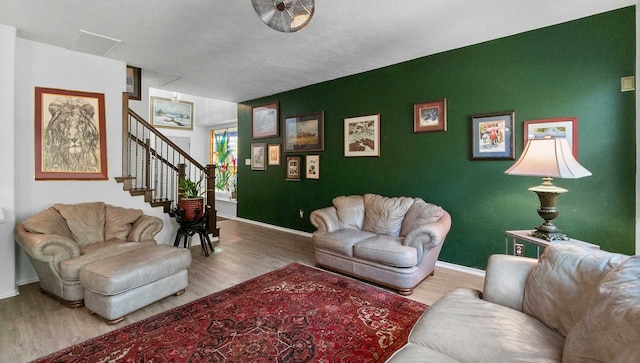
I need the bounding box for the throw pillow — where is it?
[332,195,365,229]
[54,202,106,246]
[104,205,143,241]
[400,199,444,237]
[563,255,640,362]
[23,207,74,240]
[362,194,414,237]
[522,244,627,336]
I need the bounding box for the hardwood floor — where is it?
[0,219,484,362]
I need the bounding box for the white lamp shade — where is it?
[505,138,591,179]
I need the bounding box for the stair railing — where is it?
[119,93,219,237]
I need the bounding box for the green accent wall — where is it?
[237,7,636,269]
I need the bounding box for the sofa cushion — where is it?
[354,236,417,268]
[387,343,462,362]
[362,194,414,237]
[54,202,106,246]
[563,255,640,363]
[105,205,143,241]
[522,244,627,336]
[23,207,74,240]
[411,288,564,362]
[313,229,377,257]
[400,200,444,237]
[59,239,156,280]
[332,195,365,229]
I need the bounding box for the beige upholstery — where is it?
[310,194,451,295]
[387,244,640,362]
[15,202,163,305]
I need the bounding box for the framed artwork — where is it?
[344,114,380,157]
[414,98,447,132]
[306,155,320,179]
[126,65,141,101]
[524,117,578,159]
[268,144,281,165]
[284,112,324,152]
[286,156,302,181]
[150,96,194,130]
[252,101,279,139]
[251,143,267,171]
[34,87,108,180]
[471,111,515,160]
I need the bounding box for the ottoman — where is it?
[79,244,192,324]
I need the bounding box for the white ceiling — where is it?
[0,0,635,103]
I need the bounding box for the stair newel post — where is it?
[121,92,129,177]
[177,163,186,204]
[205,164,220,238]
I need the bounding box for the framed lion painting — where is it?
[34,87,108,180]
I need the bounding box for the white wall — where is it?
[0,25,17,298]
[12,39,177,285]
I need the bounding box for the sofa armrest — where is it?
[14,224,80,263]
[403,211,451,260]
[310,207,340,233]
[482,254,538,312]
[128,214,163,241]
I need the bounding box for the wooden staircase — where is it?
[116,93,219,237]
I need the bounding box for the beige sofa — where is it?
[310,194,451,295]
[15,202,163,306]
[387,244,640,362]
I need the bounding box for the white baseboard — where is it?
[234,218,486,276]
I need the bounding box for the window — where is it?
[210,128,238,194]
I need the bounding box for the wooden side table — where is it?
[505,230,599,258]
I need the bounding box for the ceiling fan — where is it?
[251,0,315,33]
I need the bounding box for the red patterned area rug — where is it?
[34,263,427,362]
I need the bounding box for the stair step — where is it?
[151,200,173,213]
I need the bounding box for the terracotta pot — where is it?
[179,198,204,222]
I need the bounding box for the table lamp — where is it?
[504,138,591,241]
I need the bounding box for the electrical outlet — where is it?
[299,209,304,219]
[514,243,524,256]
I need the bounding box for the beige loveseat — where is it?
[310,194,451,295]
[15,202,163,306]
[387,244,640,362]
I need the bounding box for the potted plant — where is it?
[178,175,205,222]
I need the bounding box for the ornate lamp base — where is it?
[529,177,570,242]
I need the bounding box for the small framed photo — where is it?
[306,155,320,179]
[524,117,578,159]
[414,98,446,132]
[252,101,279,139]
[126,65,141,101]
[344,114,380,157]
[268,144,281,165]
[284,112,324,152]
[150,96,194,130]
[251,143,267,171]
[471,111,515,160]
[286,156,302,181]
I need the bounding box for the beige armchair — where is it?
[310,194,451,295]
[15,202,163,306]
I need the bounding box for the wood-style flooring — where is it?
[0,219,484,362]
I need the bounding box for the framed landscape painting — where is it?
[252,102,279,139]
[414,98,447,132]
[150,97,194,130]
[284,112,324,152]
[471,111,515,160]
[524,117,578,159]
[34,87,108,180]
[344,114,380,157]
